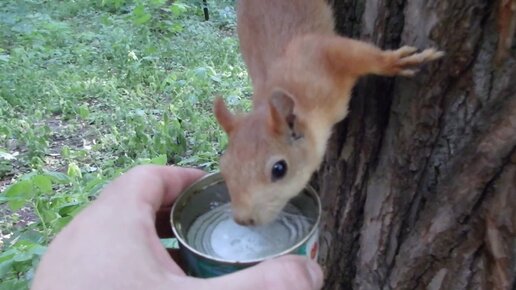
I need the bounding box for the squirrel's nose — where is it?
[231,201,256,226]
[234,216,256,226]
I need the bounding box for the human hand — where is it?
[31,165,324,290]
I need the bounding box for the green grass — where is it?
[0,0,249,288]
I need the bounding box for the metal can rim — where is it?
[170,171,322,264]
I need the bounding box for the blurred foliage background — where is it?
[0,0,248,288]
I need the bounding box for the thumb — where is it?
[200,255,323,290]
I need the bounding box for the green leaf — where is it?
[67,163,82,179]
[171,2,189,17]
[169,23,183,33]
[150,0,167,5]
[16,230,45,245]
[84,177,106,196]
[61,146,71,158]
[6,199,26,211]
[102,0,124,9]
[178,156,198,165]
[0,279,28,290]
[58,203,83,216]
[12,252,32,263]
[19,171,38,181]
[36,201,59,225]
[51,216,73,232]
[27,244,46,257]
[149,154,167,165]
[132,5,151,25]
[32,175,52,193]
[78,105,89,119]
[0,250,17,263]
[43,170,70,184]
[3,180,33,211]
[0,259,14,279]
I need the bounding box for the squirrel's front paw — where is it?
[386,46,445,77]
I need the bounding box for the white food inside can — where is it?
[186,203,314,261]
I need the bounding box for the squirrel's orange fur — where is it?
[214,0,444,225]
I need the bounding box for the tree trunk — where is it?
[315,0,516,289]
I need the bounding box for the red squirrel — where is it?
[214,0,444,226]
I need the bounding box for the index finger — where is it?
[99,165,206,212]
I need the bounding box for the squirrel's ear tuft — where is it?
[214,97,235,134]
[268,89,304,140]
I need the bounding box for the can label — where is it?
[293,228,319,261]
[182,250,248,278]
[305,228,319,261]
[183,228,320,278]
[193,258,246,278]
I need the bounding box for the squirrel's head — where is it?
[214,89,316,226]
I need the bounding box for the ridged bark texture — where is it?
[316,0,516,289]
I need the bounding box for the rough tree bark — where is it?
[314,0,516,289]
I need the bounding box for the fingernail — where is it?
[306,260,323,289]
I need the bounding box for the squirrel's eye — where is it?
[271,160,287,181]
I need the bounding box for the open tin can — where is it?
[170,172,321,278]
